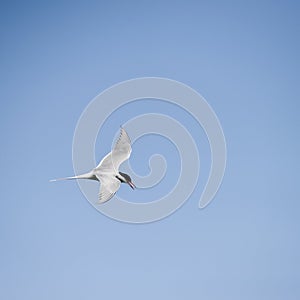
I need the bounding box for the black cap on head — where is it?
[119,172,132,183]
[118,172,135,189]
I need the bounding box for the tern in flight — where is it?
[50,127,136,203]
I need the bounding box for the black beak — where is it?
[128,181,136,190]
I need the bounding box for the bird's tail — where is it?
[49,176,78,182]
[49,172,94,182]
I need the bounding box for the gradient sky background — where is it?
[1,1,299,299]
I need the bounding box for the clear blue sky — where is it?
[1,1,299,299]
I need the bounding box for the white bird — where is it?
[50,127,136,203]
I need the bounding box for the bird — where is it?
[50,127,136,203]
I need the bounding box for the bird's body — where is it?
[51,127,135,203]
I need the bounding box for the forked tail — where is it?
[49,172,95,182]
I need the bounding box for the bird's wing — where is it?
[97,176,121,203]
[95,152,114,173]
[95,127,132,173]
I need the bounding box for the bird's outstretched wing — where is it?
[98,176,121,203]
[94,127,132,203]
[95,127,132,173]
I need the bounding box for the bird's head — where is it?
[118,172,136,189]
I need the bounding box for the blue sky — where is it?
[1,1,299,299]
